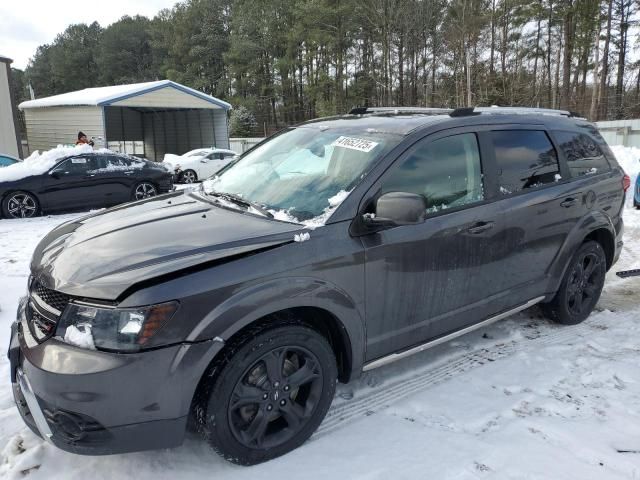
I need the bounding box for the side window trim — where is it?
[545,130,572,181]
[477,131,499,200]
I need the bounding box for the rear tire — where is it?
[196,323,337,465]
[132,182,158,201]
[541,240,606,325]
[1,191,40,219]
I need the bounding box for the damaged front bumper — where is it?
[8,298,223,455]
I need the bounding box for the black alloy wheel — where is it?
[542,240,607,325]
[2,191,39,219]
[197,324,337,465]
[565,251,605,317]
[228,345,323,450]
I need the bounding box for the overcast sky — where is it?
[0,0,178,70]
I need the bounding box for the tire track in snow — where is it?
[313,317,595,440]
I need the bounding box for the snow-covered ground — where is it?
[0,147,639,479]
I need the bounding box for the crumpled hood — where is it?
[31,191,301,300]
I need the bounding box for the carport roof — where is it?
[18,80,232,110]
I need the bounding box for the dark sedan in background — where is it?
[0,152,173,219]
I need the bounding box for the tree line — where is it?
[11,0,640,136]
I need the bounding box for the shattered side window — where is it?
[381,132,484,214]
[553,130,611,177]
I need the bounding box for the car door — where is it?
[487,127,576,302]
[92,155,139,205]
[40,156,104,210]
[361,130,512,361]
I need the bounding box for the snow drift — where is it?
[611,144,640,178]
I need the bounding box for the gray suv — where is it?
[9,107,628,465]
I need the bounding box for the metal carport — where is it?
[19,80,232,161]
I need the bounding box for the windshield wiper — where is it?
[208,191,274,218]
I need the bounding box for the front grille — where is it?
[27,280,71,343]
[32,281,70,313]
[27,307,58,342]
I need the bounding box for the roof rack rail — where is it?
[450,106,585,119]
[348,106,453,115]
[450,107,480,117]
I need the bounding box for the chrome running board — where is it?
[362,296,545,372]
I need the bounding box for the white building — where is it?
[0,54,21,158]
[596,119,640,149]
[19,80,232,161]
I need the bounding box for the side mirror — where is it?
[363,192,427,229]
[50,171,61,179]
[201,159,208,163]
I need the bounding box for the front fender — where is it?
[189,276,366,378]
[545,210,616,296]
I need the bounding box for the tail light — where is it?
[622,173,631,192]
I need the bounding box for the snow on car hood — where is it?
[0,144,102,183]
[30,190,302,300]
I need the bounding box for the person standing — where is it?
[76,131,95,147]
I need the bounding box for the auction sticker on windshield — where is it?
[332,136,379,153]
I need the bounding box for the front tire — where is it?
[196,324,337,465]
[542,240,606,325]
[181,169,198,184]
[1,191,40,219]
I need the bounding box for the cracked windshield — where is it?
[202,126,400,224]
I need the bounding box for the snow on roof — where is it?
[18,80,232,110]
[0,144,99,183]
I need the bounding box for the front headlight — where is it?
[57,301,178,352]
